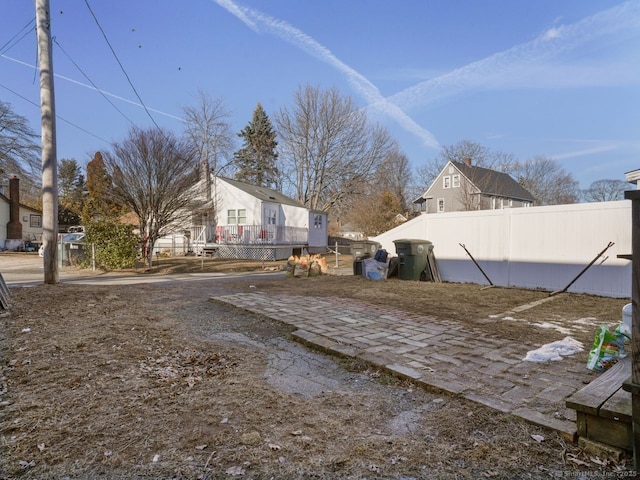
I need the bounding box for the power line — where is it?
[1,54,184,121]
[83,0,162,131]
[0,82,110,144]
[0,17,36,55]
[52,37,136,127]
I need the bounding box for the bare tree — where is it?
[348,190,403,237]
[183,91,235,186]
[513,156,579,205]
[376,148,412,213]
[582,179,629,202]
[416,139,515,192]
[0,100,41,200]
[103,127,202,267]
[344,146,412,234]
[275,85,395,213]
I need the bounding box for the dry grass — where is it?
[0,256,634,479]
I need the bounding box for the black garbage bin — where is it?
[393,239,432,280]
[351,240,380,275]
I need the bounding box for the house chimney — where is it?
[464,157,472,166]
[7,176,22,240]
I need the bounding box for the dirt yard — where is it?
[0,256,635,479]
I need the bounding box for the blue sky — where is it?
[1,0,639,189]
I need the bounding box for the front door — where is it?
[262,204,277,242]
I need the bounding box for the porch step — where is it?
[200,246,218,257]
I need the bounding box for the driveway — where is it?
[0,252,284,286]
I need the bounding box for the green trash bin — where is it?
[393,239,432,281]
[351,240,380,275]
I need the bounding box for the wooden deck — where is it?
[566,356,632,451]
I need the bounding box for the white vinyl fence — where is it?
[372,200,632,298]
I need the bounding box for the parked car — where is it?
[38,232,86,257]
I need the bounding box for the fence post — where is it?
[624,190,640,470]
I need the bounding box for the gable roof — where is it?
[0,192,43,213]
[450,161,536,202]
[218,177,307,209]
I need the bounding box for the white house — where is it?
[626,169,640,189]
[183,176,328,261]
[0,176,43,250]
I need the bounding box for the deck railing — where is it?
[191,224,308,252]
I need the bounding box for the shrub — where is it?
[82,220,139,269]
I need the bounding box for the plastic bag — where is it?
[374,249,388,263]
[362,257,388,281]
[586,324,627,372]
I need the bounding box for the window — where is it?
[523,201,531,208]
[313,213,323,229]
[443,176,451,189]
[30,215,42,228]
[437,198,445,213]
[508,199,513,208]
[227,209,247,224]
[452,174,460,188]
[491,197,496,210]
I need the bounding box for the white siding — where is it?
[280,202,308,228]
[372,201,632,298]
[214,178,311,231]
[0,198,43,246]
[307,211,328,248]
[20,208,43,242]
[215,179,261,225]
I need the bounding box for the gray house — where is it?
[413,159,535,213]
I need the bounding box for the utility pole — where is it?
[35,0,59,284]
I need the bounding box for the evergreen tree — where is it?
[83,151,123,221]
[233,103,279,188]
[58,158,85,226]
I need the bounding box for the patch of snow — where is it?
[523,337,583,362]
[571,317,598,325]
[530,322,572,335]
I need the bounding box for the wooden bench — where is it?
[566,356,632,451]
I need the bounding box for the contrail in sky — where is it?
[388,1,640,111]
[212,0,440,149]
[214,0,639,155]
